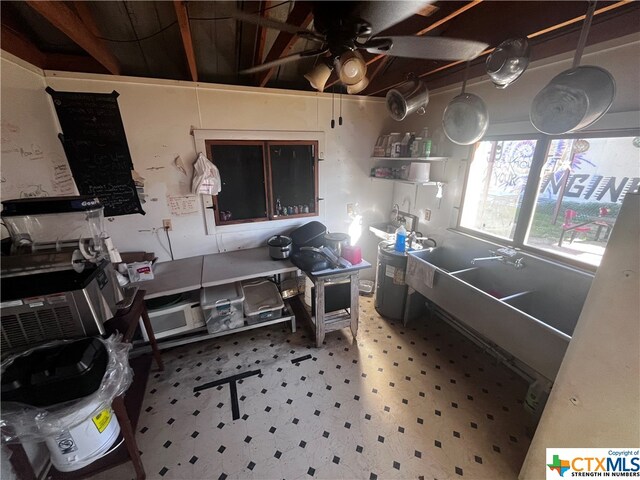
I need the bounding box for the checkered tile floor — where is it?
[88,296,532,479]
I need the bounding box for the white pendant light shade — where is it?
[336,51,367,86]
[347,76,369,94]
[304,63,333,92]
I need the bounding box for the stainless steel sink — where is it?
[451,267,526,299]
[369,222,397,240]
[408,246,470,273]
[406,247,575,380]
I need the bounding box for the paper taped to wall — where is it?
[168,195,199,216]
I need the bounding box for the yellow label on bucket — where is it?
[92,409,112,433]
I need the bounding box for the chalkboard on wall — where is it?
[46,88,145,217]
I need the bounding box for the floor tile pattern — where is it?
[89,296,532,480]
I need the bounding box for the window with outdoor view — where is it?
[459,132,640,267]
[460,139,537,240]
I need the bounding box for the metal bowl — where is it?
[486,38,531,89]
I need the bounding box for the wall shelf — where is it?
[370,156,448,162]
[370,177,446,187]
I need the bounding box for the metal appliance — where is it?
[1,196,123,353]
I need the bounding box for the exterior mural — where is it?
[539,137,640,205]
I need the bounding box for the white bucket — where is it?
[45,404,121,472]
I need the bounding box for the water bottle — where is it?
[394,224,407,252]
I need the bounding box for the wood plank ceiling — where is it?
[1,1,639,96]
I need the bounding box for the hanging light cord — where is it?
[331,87,335,129]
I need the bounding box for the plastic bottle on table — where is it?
[394,224,407,252]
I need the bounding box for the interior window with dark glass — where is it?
[269,143,317,218]
[208,142,267,224]
[206,139,318,226]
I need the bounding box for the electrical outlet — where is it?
[163,219,172,231]
[346,203,355,216]
[424,209,432,221]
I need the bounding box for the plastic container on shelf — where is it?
[242,279,284,325]
[408,162,431,182]
[200,282,245,333]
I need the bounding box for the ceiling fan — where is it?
[235,1,489,94]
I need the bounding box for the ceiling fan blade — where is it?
[364,36,489,61]
[230,10,325,42]
[353,1,433,36]
[240,48,328,75]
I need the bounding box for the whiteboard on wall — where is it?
[1,57,77,201]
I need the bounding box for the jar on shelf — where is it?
[411,137,422,157]
[388,133,401,157]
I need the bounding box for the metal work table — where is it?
[202,247,297,287]
[304,260,372,347]
[133,247,298,350]
[131,255,203,299]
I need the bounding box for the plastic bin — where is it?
[200,282,244,333]
[242,279,284,325]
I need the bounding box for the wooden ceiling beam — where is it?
[255,2,314,87]
[173,0,198,82]
[366,0,635,96]
[325,0,483,90]
[252,1,270,68]
[1,21,46,68]
[24,0,120,75]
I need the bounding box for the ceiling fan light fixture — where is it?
[346,75,369,95]
[304,62,333,92]
[336,51,367,86]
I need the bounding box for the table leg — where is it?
[315,279,325,347]
[350,273,359,342]
[140,307,164,371]
[112,395,146,480]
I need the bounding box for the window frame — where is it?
[456,128,640,270]
[205,139,319,226]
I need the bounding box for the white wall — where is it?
[1,52,392,274]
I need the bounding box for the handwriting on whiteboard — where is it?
[167,195,199,216]
[52,163,75,195]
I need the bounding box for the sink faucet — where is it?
[471,249,526,269]
[471,254,504,265]
[391,204,400,223]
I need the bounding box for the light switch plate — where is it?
[424,209,432,221]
